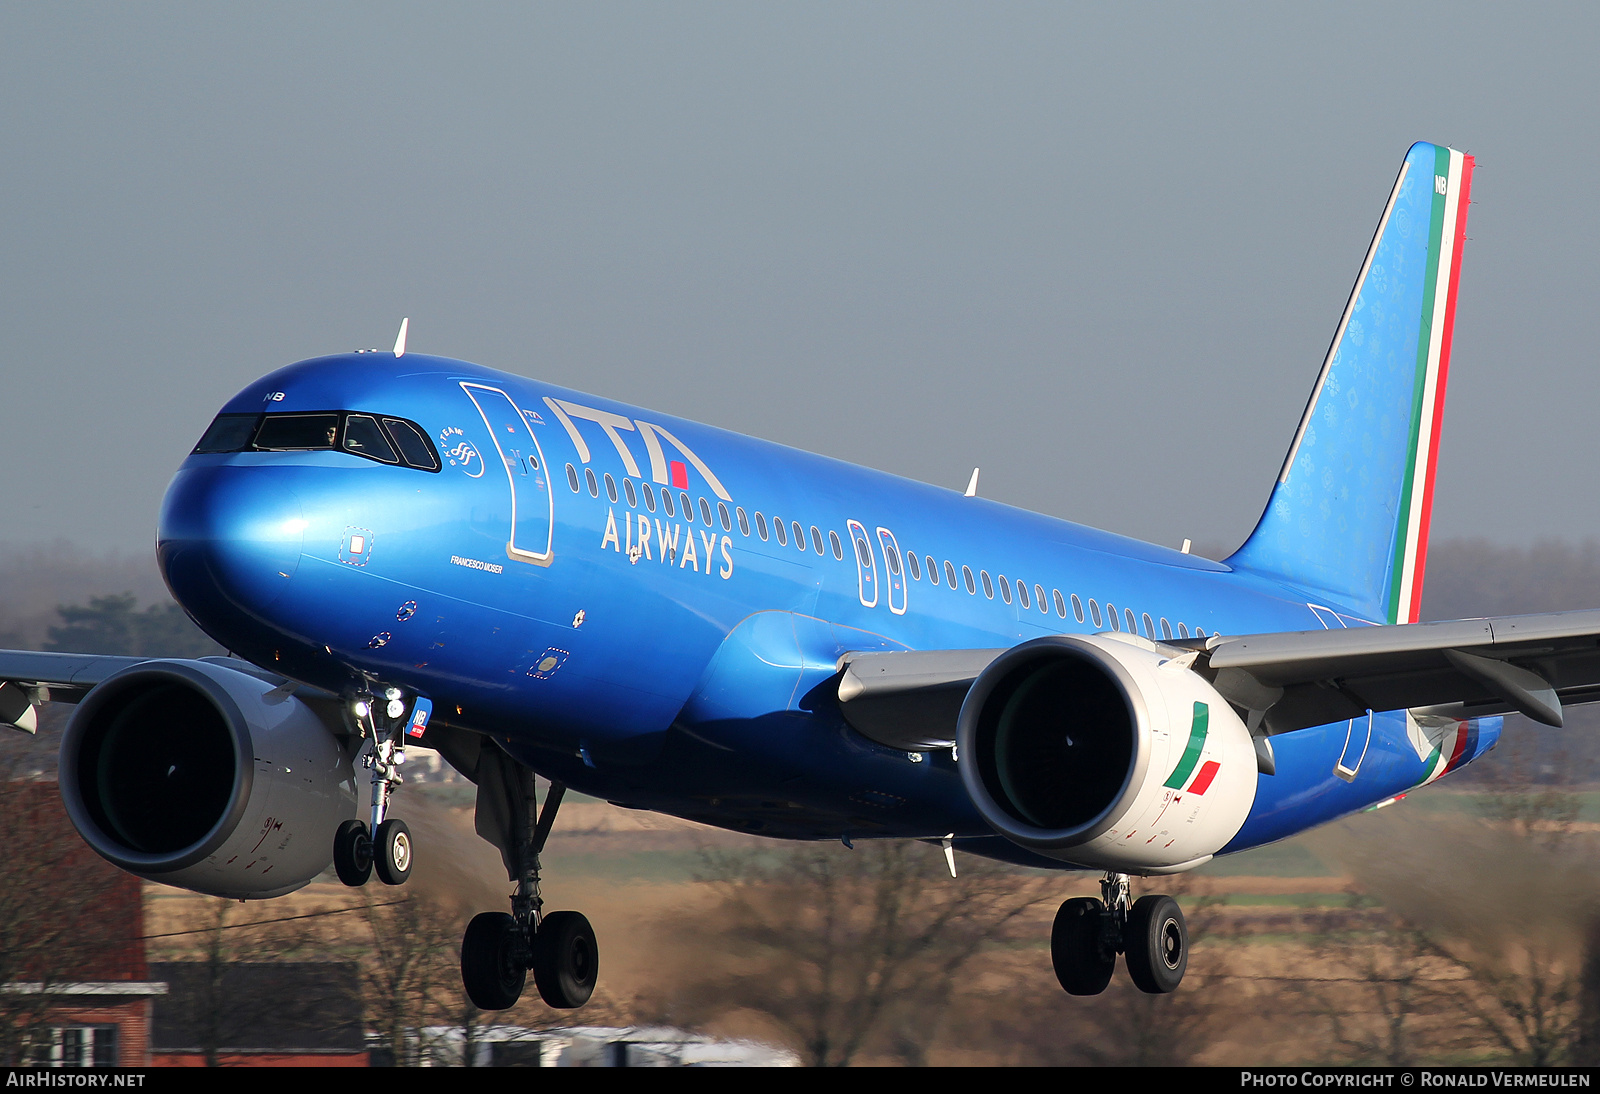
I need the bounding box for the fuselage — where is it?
[158,353,1497,865]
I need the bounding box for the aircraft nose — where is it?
[158,466,306,623]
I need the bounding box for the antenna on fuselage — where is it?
[964,467,980,497]
[392,317,409,358]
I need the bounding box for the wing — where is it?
[0,650,333,734]
[0,651,151,732]
[835,608,1600,749]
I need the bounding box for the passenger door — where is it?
[462,383,554,565]
[846,520,878,608]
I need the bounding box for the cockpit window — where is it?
[383,418,439,470]
[343,415,399,463]
[190,410,441,471]
[192,414,260,453]
[254,414,340,450]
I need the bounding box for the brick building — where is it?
[0,781,164,1067]
[149,962,367,1066]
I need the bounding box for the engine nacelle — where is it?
[957,634,1257,873]
[60,659,357,899]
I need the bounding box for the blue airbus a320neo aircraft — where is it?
[4,141,1597,1009]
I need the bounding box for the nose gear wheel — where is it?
[333,684,416,889]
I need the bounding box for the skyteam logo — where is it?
[438,426,484,478]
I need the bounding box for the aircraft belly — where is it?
[1220,711,1502,852]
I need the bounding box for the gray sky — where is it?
[4,3,1599,557]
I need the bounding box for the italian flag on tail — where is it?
[1388,146,1474,625]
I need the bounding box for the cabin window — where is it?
[1178,623,1190,638]
[343,415,399,463]
[201,411,439,471]
[1161,618,1173,640]
[604,473,618,503]
[1016,580,1030,609]
[662,490,676,517]
[585,468,599,498]
[737,507,750,535]
[998,575,1011,603]
[681,492,694,522]
[793,522,806,551]
[774,519,788,546]
[830,530,843,559]
[1125,608,1137,634]
[719,502,731,531]
[1089,599,1102,627]
[700,498,714,526]
[382,418,441,470]
[1107,603,1119,630]
[906,552,922,581]
[643,484,657,512]
[624,479,638,507]
[755,511,768,540]
[962,565,975,594]
[565,464,580,493]
[1065,592,1078,621]
[811,526,824,554]
[254,413,339,450]
[927,556,939,584]
[192,414,260,453]
[1035,584,1047,613]
[947,561,959,589]
[981,571,994,599]
[1142,613,1155,639]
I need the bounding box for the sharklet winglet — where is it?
[393,317,409,358]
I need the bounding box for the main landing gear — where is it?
[1051,872,1188,996]
[333,687,414,888]
[460,779,598,1011]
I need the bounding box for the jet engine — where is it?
[956,634,1258,873]
[60,659,358,899]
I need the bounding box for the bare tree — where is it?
[361,894,461,1066]
[657,840,1054,1066]
[1298,892,1475,1066]
[148,897,364,1067]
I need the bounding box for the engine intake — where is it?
[957,634,1257,873]
[61,659,357,899]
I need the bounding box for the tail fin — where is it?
[1228,142,1474,625]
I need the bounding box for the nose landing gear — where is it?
[460,776,599,1011]
[333,687,415,888]
[1051,872,1188,996]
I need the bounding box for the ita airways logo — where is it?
[1163,702,1221,797]
[438,426,484,478]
